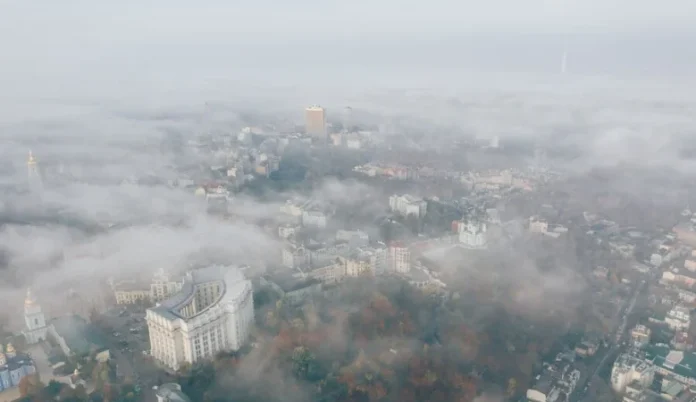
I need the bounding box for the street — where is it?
[573,279,645,401]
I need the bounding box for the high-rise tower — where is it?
[305,106,327,141]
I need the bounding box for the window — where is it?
[34,318,38,326]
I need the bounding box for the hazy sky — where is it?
[3,0,696,42]
[1,1,695,100]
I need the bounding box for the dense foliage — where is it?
[173,277,576,402]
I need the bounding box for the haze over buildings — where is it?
[0,2,695,402]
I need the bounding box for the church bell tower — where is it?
[23,288,48,344]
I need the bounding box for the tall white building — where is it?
[146,266,254,371]
[22,289,48,344]
[389,195,427,218]
[610,353,655,393]
[388,243,411,274]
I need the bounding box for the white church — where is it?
[458,219,488,249]
[22,289,48,345]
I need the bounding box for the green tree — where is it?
[18,374,44,398]
[292,346,314,379]
[45,380,64,397]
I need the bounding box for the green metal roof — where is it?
[645,345,696,380]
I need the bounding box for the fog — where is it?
[1,2,695,402]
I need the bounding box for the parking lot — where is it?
[97,305,171,399]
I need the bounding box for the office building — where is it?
[611,353,655,393]
[305,106,326,140]
[146,265,254,371]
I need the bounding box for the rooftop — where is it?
[646,345,696,380]
[265,271,320,293]
[150,265,249,322]
[156,383,191,402]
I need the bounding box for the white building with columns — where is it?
[146,265,254,371]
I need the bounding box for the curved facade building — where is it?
[146,266,254,370]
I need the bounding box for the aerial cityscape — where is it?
[2,2,696,402]
[1,93,696,402]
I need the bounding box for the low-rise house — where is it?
[631,325,652,349]
[666,305,691,331]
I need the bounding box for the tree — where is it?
[18,374,44,398]
[292,346,314,379]
[92,361,115,395]
[176,361,192,377]
[45,380,64,397]
[89,306,100,323]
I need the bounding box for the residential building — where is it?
[306,260,345,284]
[631,325,652,349]
[388,243,411,274]
[278,224,299,239]
[355,246,388,276]
[666,305,691,331]
[146,265,254,371]
[529,216,549,233]
[308,242,351,267]
[526,360,582,402]
[389,194,427,218]
[336,230,369,248]
[341,255,373,277]
[150,269,184,303]
[282,244,309,268]
[672,332,691,351]
[114,282,151,305]
[302,211,327,228]
[611,353,656,393]
[662,268,696,288]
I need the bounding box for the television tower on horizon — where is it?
[27,150,42,187]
